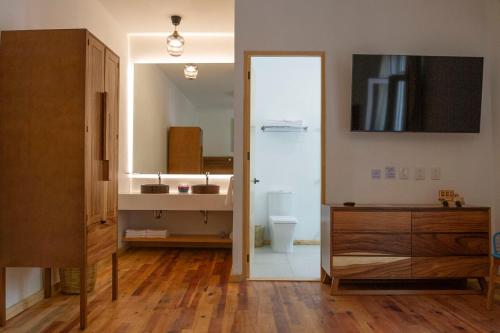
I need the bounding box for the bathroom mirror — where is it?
[133,63,234,174]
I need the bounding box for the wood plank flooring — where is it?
[1,248,500,332]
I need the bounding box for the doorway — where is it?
[243,52,325,280]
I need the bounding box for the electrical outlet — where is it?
[415,167,426,180]
[385,166,396,179]
[399,167,410,180]
[431,167,441,180]
[371,169,382,180]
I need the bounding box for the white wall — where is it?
[194,107,234,156]
[250,57,321,241]
[133,64,196,173]
[0,0,128,310]
[133,64,170,173]
[233,0,500,275]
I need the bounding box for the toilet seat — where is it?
[269,216,298,224]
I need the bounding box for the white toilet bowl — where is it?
[270,215,297,253]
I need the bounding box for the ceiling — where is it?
[156,63,234,109]
[98,0,234,33]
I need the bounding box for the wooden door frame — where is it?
[242,51,326,278]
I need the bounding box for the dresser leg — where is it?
[44,268,52,298]
[487,260,498,310]
[0,267,6,327]
[112,253,118,301]
[330,278,340,295]
[478,277,487,294]
[80,265,87,330]
[321,267,332,284]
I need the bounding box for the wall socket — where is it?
[385,166,396,179]
[371,169,382,179]
[415,167,426,180]
[431,167,441,180]
[399,167,410,180]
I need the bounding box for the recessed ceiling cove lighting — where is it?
[166,15,184,57]
[184,64,198,79]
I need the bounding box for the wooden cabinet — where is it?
[167,127,203,174]
[321,205,490,295]
[0,29,119,329]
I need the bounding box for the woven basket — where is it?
[59,265,97,295]
[255,225,265,248]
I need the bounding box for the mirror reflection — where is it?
[133,63,234,174]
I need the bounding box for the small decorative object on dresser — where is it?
[321,204,491,295]
[439,189,465,207]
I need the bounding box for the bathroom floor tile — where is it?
[251,263,294,279]
[251,245,320,280]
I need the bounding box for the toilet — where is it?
[268,191,298,253]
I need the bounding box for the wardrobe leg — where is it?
[80,265,87,330]
[44,268,52,298]
[112,253,118,301]
[0,267,6,327]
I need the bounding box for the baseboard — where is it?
[6,281,60,320]
[229,274,246,283]
[261,240,320,246]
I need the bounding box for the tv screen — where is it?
[351,54,483,133]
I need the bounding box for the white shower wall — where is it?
[251,57,322,241]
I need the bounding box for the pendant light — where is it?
[184,64,198,79]
[167,15,184,57]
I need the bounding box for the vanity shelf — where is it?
[124,234,232,248]
[261,125,308,132]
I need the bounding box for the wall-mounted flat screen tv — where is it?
[351,54,483,133]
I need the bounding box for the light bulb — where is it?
[184,64,198,79]
[167,30,184,57]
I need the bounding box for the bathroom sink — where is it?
[191,184,220,194]
[141,184,169,194]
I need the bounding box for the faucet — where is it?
[205,172,210,185]
[158,171,162,185]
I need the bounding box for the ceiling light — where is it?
[184,64,198,79]
[167,15,184,57]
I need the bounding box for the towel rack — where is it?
[261,125,308,132]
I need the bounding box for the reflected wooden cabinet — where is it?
[0,29,119,329]
[167,127,203,174]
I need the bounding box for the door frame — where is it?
[242,51,326,278]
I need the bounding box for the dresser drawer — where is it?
[87,217,117,264]
[332,211,411,233]
[333,233,411,256]
[332,256,411,278]
[411,256,490,278]
[412,211,489,233]
[412,233,489,256]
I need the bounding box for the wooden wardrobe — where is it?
[0,29,119,330]
[167,127,203,173]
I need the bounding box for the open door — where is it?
[243,52,325,280]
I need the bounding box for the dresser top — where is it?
[325,204,490,211]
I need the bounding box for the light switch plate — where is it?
[415,167,426,180]
[385,166,396,179]
[431,167,441,180]
[399,167,410,180]
[371,169,382,179]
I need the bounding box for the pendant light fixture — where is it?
[184,64,198,79]
[167,15,184,57]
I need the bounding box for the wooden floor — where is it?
[2,248,500,333]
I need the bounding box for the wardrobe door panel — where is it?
[104,49,120,219]
[86,35,106,225]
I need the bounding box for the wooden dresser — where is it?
[321,205,491,295]
[0,29,119,329]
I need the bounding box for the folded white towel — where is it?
[264,119,304,127]
[145,229,169,238]
[125,229,147,238]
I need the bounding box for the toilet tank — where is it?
[267,191,294,216]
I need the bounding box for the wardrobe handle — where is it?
[101,91,109,161]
